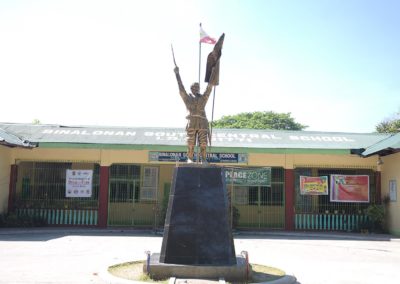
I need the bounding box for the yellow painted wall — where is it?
[11,147,150,166]
[12,147,379,170]
[249,152,378,170]
[100,149,149,166]
[381,152,400,236]
[12,147,101,164]
[0,146,11,213]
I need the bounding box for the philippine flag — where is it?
[200,25,216,44]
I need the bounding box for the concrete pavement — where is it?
[0,228,399,284]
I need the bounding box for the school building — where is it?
[1,122,399,235]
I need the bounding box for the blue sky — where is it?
[0,0,399,133]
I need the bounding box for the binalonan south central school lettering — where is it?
[144,132,282,143]
[149,151,248,163]
[41,129,355,143]
[42,129,137,136]
[289,135,354,142]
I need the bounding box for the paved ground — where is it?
[0,228,399,284]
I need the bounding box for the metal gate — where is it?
[107,164,159,227]
[228,167,285,229]
[294,168,376,231]
[14,161,100,226]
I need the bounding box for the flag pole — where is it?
[198,23,202,89]
[197,23,203,163]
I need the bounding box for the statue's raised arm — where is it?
[174,66,188,103]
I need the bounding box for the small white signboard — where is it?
[389,180,397,202]
[66,169,93,198]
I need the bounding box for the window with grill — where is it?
[15,161,100,209]
[109,164,141,203]
[233,167,284,206]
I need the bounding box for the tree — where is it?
[212,111,307,130]
[376,112,400,133]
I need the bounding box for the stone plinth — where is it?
[159,165,236,266]
[145,254,249,282]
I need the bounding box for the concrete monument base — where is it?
[144,253,250,282]
[151,164,247,281]
[160,165,236,266]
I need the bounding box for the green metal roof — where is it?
[0,122,389,152]
[362,133,400,157]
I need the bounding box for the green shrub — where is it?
[363,204,387,233]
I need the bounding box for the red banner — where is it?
[330,175,369,203]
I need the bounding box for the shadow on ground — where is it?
[0,227,397,242]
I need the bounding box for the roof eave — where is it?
[0,141,37,149]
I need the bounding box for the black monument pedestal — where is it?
[146,164,248,282]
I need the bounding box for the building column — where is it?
[98,166,109,228]
[285,169,295,231]
[375,171,381,204]
[7,164,18,213]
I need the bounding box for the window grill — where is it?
[15,161,100,226]
[227,167,285,229]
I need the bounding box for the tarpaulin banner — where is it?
[66,170,93,198]
[225,167,271,186]
[300,176,328,195]
[330,175,369,203]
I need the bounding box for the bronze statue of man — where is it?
[174,66,214,163]
[173,33,224,163]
